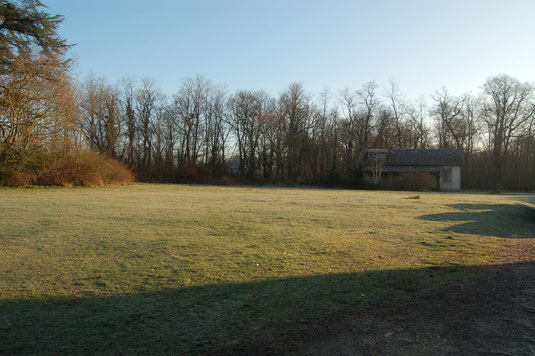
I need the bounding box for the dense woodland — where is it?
[1,1,534,190]
[75,74,535,190]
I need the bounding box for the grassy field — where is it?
[1,184,534,354]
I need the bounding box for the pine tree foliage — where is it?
[0,0,67,73]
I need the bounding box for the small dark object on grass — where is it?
[405,195,421,200]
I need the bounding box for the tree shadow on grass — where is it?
[0,262,532,355]
[419,203,535,238]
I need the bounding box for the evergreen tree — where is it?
[0,0,67,72]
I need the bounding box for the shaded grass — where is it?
[1,266,482,355]
[1,185,534,353]
[420,203,535,238]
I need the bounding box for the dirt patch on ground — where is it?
[287,238,535,356]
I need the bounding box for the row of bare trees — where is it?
[75,73,535,190]
[2,63,533,190]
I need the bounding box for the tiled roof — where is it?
[363,149,463,167]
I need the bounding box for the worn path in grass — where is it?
[0,184,534,354]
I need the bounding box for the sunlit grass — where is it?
[1,184,533,353]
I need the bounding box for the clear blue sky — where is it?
[46,0,535,101]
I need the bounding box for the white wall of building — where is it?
[440,166,461,191]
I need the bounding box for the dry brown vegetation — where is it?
[0,148,134,186]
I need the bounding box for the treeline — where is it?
[1,2,534,189]
[2,64,534,189]
[75,73,535,190]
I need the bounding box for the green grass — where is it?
[1,184,534,354]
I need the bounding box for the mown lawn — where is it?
[1,184,534,354]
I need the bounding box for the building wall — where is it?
[363,171,439,190]
[440,166,461,191]
[364,166,461,191]
[390,172,438,191]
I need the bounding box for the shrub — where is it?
[0,148,134,187]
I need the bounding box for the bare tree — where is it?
[119,76,137,165]
[80,74,122,157]
[356,81,379,155]
[406,98,431,149]
[370,151,386,184]
[338,88,358,173]
[373,107,397,148]
[0,52,75,162]
[135,78,160,176]
[431,87,468,149]
[385,80,406,148]
[278,83,316,183]
[480,74,535,189]
[173,76,210,168]
[227,90,269,180]
[204,85,230,175]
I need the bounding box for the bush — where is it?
[0,148,134,187]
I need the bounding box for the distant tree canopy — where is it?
[67,73,533,190]
[0,0,67,73]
